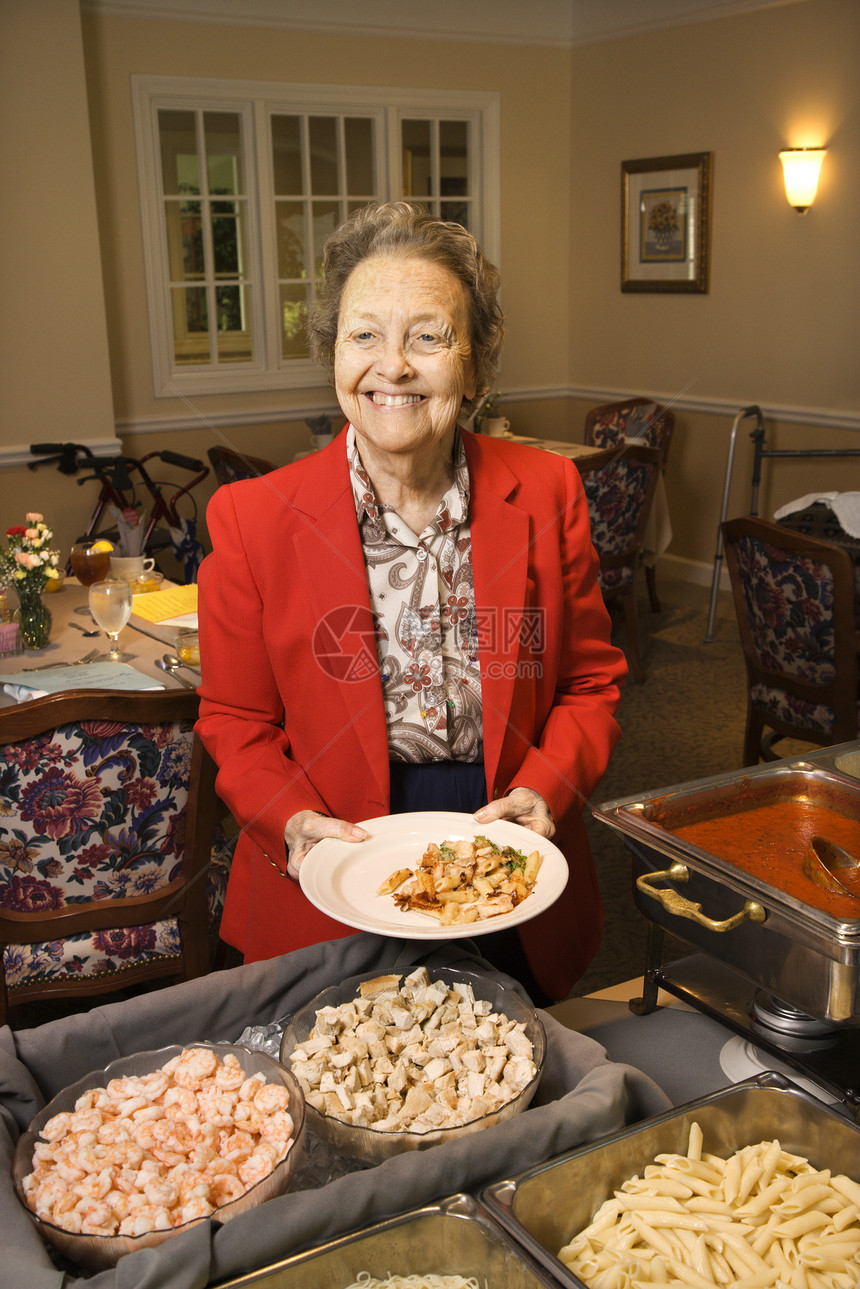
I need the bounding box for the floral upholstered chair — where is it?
[0,689,232,1025]
[584,398,675,612]
[721,516,859,765]
[578,444,662,683]
[207,446,276,485]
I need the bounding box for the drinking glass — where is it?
[70,542,112,617]
[88,579,133,662]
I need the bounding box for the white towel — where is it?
[773,491,860,539]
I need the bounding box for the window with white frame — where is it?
[132,77,500,398]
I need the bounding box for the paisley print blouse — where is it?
[346,426,483,764]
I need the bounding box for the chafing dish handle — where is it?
[636,863,767,932]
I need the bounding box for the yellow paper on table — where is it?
[129,584,198,645]
[129,585,198,624]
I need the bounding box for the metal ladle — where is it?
[801,835,860,898]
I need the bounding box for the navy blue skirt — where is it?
[388,760,487,815]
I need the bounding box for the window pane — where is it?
[402,120,431,197]
[440,120,469,199]
[271,115,303,195]
[159,110,199,195]
[280,283,310,359]
[205,112,243,194]
[211,199,244,277]
[441,201,470,230]
[309,116,338,194]
[344,118,374,195]
[215,285,253,361]
[164,200,204,282]
[172,286,210,364]
[276,201,306,279]
[312,201,341,278]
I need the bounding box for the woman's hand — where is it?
[473,788,556,838]
[284,810,368,881]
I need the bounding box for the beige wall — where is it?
[0,0,118,557]
[1,0,857,574]
[567,0,860,569]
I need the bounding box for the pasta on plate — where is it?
[558,1122,860,1288]
[377,835,542,925]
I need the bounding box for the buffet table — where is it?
[0,936,676,1289]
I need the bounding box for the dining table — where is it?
[0,578,198,708]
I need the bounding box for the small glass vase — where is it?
[15,583,52,650]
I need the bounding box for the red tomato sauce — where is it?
[670,801,860,917]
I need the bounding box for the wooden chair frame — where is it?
[584,397,675,612]
[208,446,277,486]
[577,443,662,683]
[0,688,225,1022]
[721,516,859,765]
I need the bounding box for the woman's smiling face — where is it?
[334,254,476,463]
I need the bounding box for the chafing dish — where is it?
[482,1073,860,1289]
[592,742,860,1025]
[217,1192,560,1287]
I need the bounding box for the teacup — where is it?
[110,555,155,582]
[483,417,511,438]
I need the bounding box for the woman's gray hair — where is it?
[306,201,504,401]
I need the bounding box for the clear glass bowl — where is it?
[11,1042,306,1273]
[280,967,546,1166]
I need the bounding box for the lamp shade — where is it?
[779,148,827,213]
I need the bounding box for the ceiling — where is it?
[84,0,810,48]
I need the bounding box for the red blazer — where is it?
[196,428,627,999]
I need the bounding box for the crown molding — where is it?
[81,0,809,50]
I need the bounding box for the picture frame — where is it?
[621,152,713,293]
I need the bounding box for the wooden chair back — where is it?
[207,446,277,486]
[721,515,859,764]
[584,397,675,468]
[577,443,662,681]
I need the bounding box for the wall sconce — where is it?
[779,147,827,214]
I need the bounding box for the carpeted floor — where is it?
[570,574,751,997]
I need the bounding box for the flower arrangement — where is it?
[1,513,61,595]
[648,201,679,235]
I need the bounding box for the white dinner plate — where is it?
[299,810,569,939]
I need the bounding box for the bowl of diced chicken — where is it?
[279,965,546,1165]
[11,1042,306,1272]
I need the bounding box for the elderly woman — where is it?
[196,202,626,1003]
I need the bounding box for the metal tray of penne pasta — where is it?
[215,1192,561,1288]
[481,1072,860,1288]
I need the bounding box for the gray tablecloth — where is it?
[0,934,671,1289]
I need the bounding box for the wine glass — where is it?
[88,579,133,662]
[70,541,112,617]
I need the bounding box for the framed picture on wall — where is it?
[621,152,713,293]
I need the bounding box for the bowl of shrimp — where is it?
[11,1041,306,1272]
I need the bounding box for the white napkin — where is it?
[773,491,860,539]
[773,491,839,520]
[3,684,47,702]
[831,492,860,538]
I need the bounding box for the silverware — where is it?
[69,621,100,637]
[163,651,199,675]
[155,657,196,689]
[22,649,100,672]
